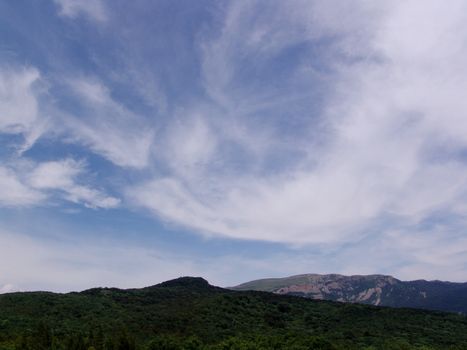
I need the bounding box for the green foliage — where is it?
[0,277,466,349]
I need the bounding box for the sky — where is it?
[1,0,467,293]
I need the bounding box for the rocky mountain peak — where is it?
[232,273,467,313]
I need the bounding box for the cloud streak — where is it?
[128,0,467,245]
[53,0,108,22]
[0,166,45,207]
[0,159,119,209]
[29,159,120,209]
[61,77,155,169]
[0,67,49,153]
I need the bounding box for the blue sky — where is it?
[1,0,467,293]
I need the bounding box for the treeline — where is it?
[2,323,467,350]
[2,278,467,349]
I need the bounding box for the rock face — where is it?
[231,274,467,314]
[268,274,397,306]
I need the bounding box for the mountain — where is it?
[1,277,467,349]
[231,274,467,314]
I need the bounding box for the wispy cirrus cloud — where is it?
[0,158,119,209]
[53,0,108,22]
[61,77,155,169]
[0,67,148,211]
[0,67,40,134]
[0,66,155,169]
[0,67,49,153]
[128,0,467,245]
[28,159,120,209]
[4,1,467,243]
[0,166,45,207]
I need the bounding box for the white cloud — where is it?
[0,67,142,209]
[28,159,120,209]
[63,78,154,169]
[0,67,39,133]
[0,158,119,209]
[64,185,120,209]
[28,158,82,189]
[54,0,108,22]
[1,65,153,169]
[0,166,45,207]
[201,1,384,110]
[129,0,467,245]
[0,66,48,152]
[163,115,217,178]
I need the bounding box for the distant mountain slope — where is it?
[232,274,467,314]
[1,277,467,349]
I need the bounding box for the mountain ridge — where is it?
[231,273,467,314]
[2,276,467,349]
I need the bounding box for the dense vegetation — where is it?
[1,277,467,349]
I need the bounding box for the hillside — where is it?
[1,277,467,349]
[231,274,467,314]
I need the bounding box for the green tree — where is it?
[31,322,52,350]
[146,335,180,350]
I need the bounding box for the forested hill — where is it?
[232,274,467,314]
[1,277,467,349]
